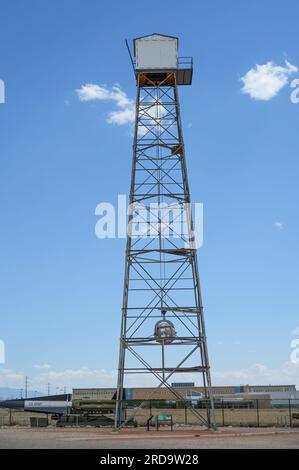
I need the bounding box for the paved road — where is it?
[0,427,298,449]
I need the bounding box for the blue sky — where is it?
[0,0,299,393]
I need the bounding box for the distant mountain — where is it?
[0,387,46,400]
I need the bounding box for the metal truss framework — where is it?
[115,73,216,429]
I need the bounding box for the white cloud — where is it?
[107,107,135,125]
[0,368,24,388]
[241,60,298,101]
[76,83,135,126]
[275,222,284,230]
[212,361,299,387]
[76,84,112,102]
[137,100,169,137]
[37,366,117,390]
[33,363,51,370]
[37,367,160,389]
[76,83,171,132]
[1,361,299,391]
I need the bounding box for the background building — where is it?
[72,384,297,402]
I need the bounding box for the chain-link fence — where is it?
[0,411,53,427]
[122,398,299,428]
[0,399,298,428]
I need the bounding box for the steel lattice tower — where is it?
[115,34,215,429]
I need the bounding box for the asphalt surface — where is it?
[0,427,298,449]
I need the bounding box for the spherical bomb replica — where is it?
[154,319,176,344]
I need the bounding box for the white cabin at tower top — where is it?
[132,34,193,86]
[134,34,178,71]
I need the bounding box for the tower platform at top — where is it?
[133,33,193,86]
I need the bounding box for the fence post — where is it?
[256,399,260,427]
[288,399,292,428]
[222,399,225,427]
[184,403,187,425]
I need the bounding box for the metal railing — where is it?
[178,56,193,69]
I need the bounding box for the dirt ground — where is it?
[0,426,298,449]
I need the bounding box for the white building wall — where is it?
[135,35,178,70]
